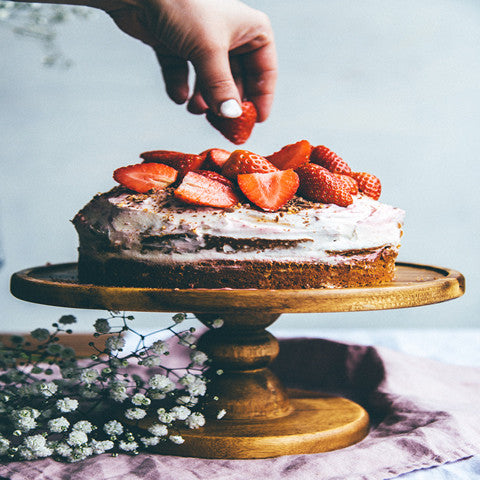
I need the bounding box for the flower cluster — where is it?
[0,1,92,67]
[0,312,225,462]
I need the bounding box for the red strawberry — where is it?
[174,171,240,208]
[200,148,231,172]
[194,170,234,188]
[206,101,257,145]
[310,145,352,175]
[266,140,312,170]
[334,173,359,195]
[113,163,178,194]
[350,172,381,200]
[296,163,353,207]
[237,170,299,212]
[221,150,278,179]
[141,150,204,177]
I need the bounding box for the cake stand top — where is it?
[10,262,464,314]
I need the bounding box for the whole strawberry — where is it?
[296,163,353,207]
[221,150,278,179]
[350,172,381,200]
[310,145,352,175]
[206,101,257,145]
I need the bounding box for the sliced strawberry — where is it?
[334,173,359,195]
[350,172,381,200]
[310,145,352,175]
[113,163,178,194]
[206,101,257,145]
[237,170,299,212]
[141,150,204,177]
[296,163,353,207]
[200,148,231,172]
[221,150,278,179]
[194,170,234,188]
[266,140,312,170]
[174,171,240,208]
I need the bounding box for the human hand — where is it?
[102,0,277,121]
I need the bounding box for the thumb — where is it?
[191,49,243,118]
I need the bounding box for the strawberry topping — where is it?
[221,150,278,179]
[266,140,312,170]
[194,170,234,188]
[350,172,381,200]
[334,173,359,195]
[140,150,204,177]
[113,163,178,194]
[174,171,240,208]
[310,145,352,175]
[206,101,257,145]
[237,170,299,212]
[296,163,353,207]
[199,148,231,172]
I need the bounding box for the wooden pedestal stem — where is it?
[195,313,293,420]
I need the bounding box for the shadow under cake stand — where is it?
[10,262,464,459]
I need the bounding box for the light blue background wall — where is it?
[1,0,479,332]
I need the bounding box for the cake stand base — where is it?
[141,391,369,459]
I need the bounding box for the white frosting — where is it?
[74,189,404,265]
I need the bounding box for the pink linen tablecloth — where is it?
[1,337,480,480]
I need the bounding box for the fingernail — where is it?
[219,99,242,118]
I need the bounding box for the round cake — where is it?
[73,143,404,289]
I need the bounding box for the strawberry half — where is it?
[237,170,299,212]
[266,140,312,170]
[206,101,257,145]
[200,148,231,172]
[310,145,352,175]
[221,150,278,179]
[113,163,178,194]
[174,171,240,208]
[334,173,359,195]
[194,170,234,188]
[141,150,204,178]
[296,163,353,207]
[350,172,381,200]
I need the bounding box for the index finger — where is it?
[239,40,278,122]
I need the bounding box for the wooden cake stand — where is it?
[10,262,464,459]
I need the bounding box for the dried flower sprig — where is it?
[0,312,223,462]
[0,1,92,67]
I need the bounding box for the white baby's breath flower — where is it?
[94,318,111,333]
[80,384,101,399]
[59,315,76,325]
[131,393,151,406]
[170,405,191,421]
[157,408,175,424]
[148,374,175,392]
[151,340,168,355]
[80,368,99,384]
[169,434,185,444]
[0,436,10,455]
[56,397,79,413]
[105,336,126,352]
[141,356,162,367]
[179,375,207,397]
[124,408,147,420]
[67,430,88,446]
[72,420,94,433]
[55,442,73,457]
[118,440,138,452]
[190,350,208,366]
[140,436,160,447]
[178,332,196,347]
[176,395,198,406]
[148,423,168,437]
[18,446,36,460]
[24,434,53,457]
[185,412,205,429]
[109,380,129,402]
[12,408,39,432]
[90,439,114,454]
[48,416,70,433]
[103,420,123,436]
[39,381,58,397]
[217,409,227,419]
